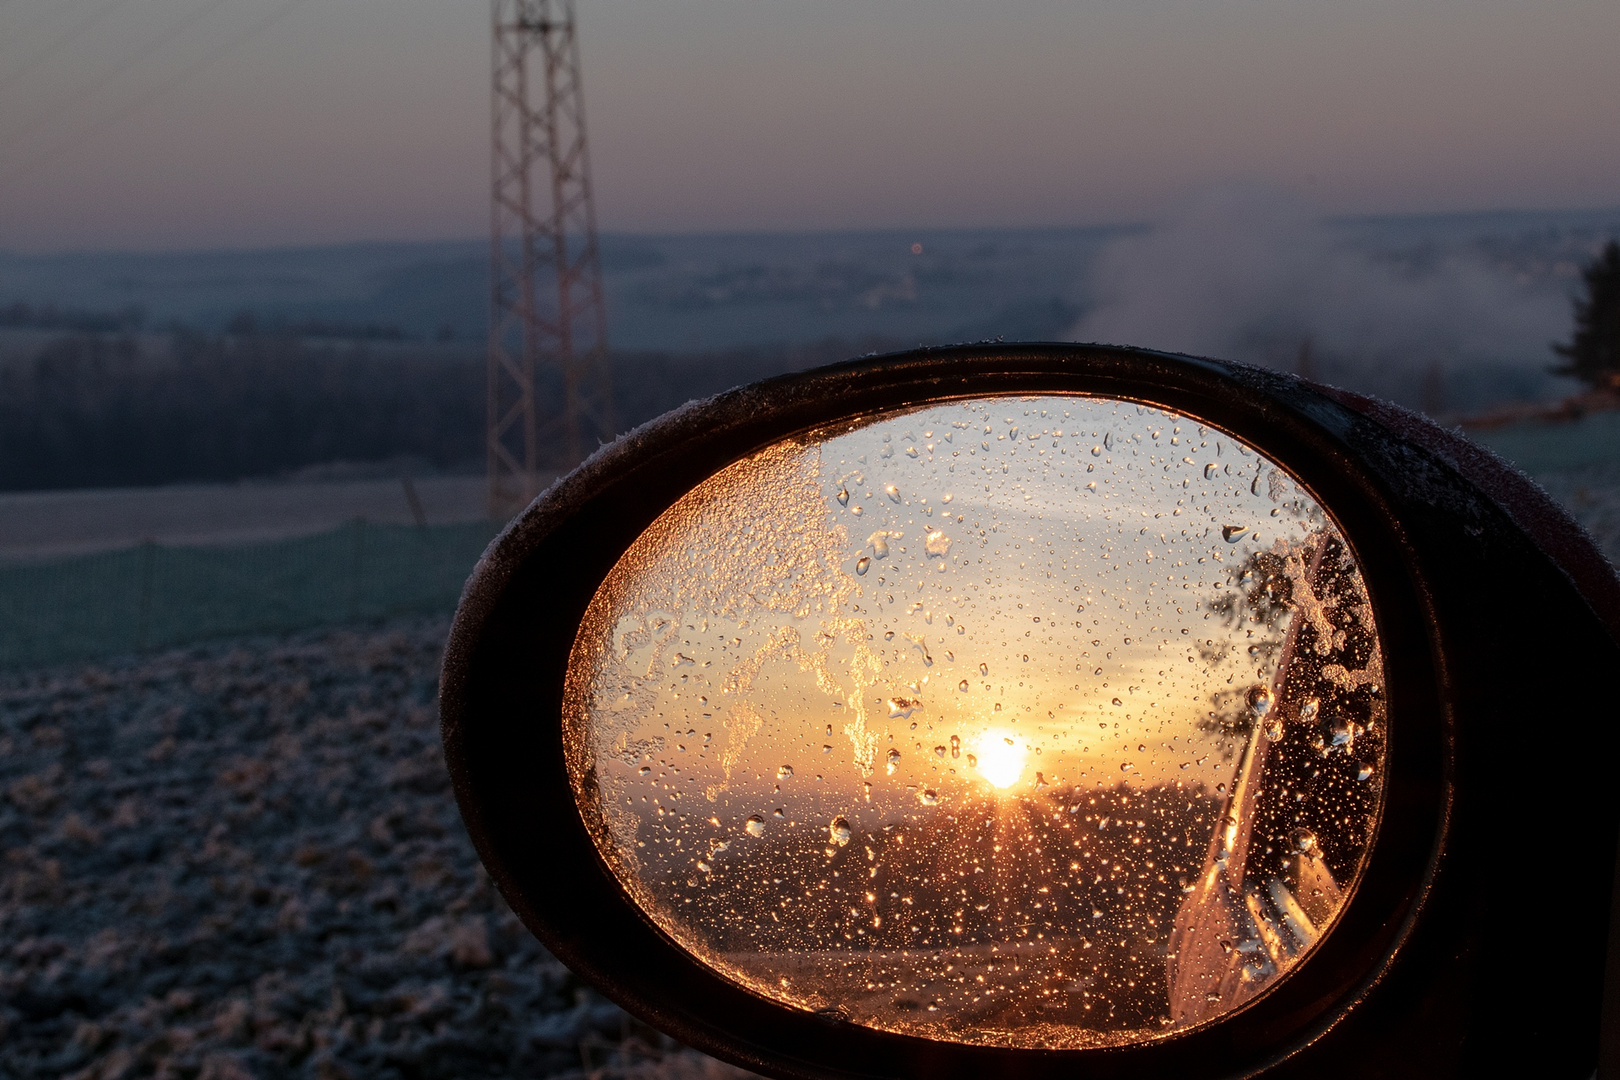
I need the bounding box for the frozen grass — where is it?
[0,617,756,1080]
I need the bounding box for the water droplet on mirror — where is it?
[958,679,969,692]
[836,487,849,506]
[966,753,977,768]
[829,818,852,846]
[1222,525,1247,542]
[950,735,960,759]
[887,697,918,719]
[1204,464,1218,480]
[1300,698,1319,720]
[917,789,939,806]
[978,662,988,676]
[777,765,793,779]
[744,815,766,837]
[886,749,901,774]
[855,557,869,575]
[1357,763,1376,782]
[1261,717,1283,741]
[885,484,901,503]
[934,745,947,758]
[1248,685,1273,716]
[925,530,952,557]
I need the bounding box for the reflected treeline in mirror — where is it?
[563,396,1386,1049]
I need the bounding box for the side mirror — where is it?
[441,344,1620,1079]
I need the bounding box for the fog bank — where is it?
[1070,187,1579,413]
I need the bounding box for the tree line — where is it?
[0,329,870,491]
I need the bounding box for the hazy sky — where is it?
[1,0,1617,252]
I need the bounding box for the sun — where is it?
[973,728,1028,789]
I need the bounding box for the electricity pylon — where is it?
[488,0,613,519]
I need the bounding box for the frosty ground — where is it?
[0,617,752,1080]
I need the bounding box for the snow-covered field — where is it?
[0,617,753,1080]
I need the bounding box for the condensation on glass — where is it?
[563,397,1387,1049]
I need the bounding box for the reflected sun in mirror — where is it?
[562,395,1387,1049]
[972,728,1026,789]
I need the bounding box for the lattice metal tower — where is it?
[488,0,613,519]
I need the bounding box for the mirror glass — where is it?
[563,396,1387,1049]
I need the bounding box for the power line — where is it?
[0,0,310,189]
[0,0,237,149]
[0,0,137,97]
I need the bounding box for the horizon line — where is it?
[5,202,1620,261]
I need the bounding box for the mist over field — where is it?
[1075,187,1558,364]
[1070,188,1608,411]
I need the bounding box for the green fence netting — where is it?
[0,520,500,670]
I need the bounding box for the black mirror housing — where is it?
[441,344,1620,1079]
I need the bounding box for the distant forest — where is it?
[0,328,874,491]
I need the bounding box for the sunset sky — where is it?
[1,0,1617,252]
[573,397,1327,822]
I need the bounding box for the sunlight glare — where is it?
[974,729,1027,789]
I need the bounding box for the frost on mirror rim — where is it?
[562,395,1387,1050]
